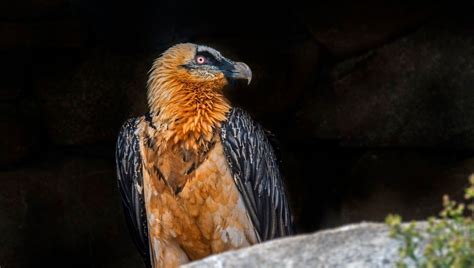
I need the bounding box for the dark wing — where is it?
[116,118,151,268]
[220,108,294,242]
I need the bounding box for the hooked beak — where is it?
[228,62,252,85]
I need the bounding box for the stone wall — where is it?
[1,1,473,267]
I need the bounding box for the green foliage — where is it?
[386,176,474,268]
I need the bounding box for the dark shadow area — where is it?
[2,0,474,267]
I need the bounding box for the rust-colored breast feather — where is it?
[138,119,257,268]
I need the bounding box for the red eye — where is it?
[196,56,206,64]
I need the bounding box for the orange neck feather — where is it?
[147,53,231,152]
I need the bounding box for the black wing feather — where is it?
[220,108,294,242]
[116,118,151,268]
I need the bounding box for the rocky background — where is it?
[1,0,474,267]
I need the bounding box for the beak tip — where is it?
[231,61,252,86]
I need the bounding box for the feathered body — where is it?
[116,43,293,268]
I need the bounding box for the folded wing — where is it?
[116,118,151,268]
[220,108,294,242]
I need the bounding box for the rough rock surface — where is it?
[0,100,41,167]
[320,151,474,227]
[3,2,474,267]
[33,50,149,145]
[298,14,474,148]
[0,153,142,268]
[185,222,414,268]
[294,0,434,57]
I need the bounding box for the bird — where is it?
[115,43,294,268]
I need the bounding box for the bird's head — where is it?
[147,43,252,112]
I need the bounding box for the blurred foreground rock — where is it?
[185,222,413,268]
